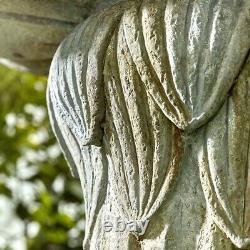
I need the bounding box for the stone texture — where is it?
[47,0,250,249]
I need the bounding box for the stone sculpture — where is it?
[47,0,250,249]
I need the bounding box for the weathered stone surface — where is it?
[0,0,121,74]
[47,0,250,249]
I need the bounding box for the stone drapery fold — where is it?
[47,0,250,248]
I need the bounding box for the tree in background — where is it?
[0,66,84,250]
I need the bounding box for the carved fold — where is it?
[122,0,250,131]
[195,56,250,249]
[47,2,132,248]
[47,0,250,248]
[104,26,183,221]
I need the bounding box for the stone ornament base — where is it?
[0,0,121,74]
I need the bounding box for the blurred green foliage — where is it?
[0,66,84,250]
